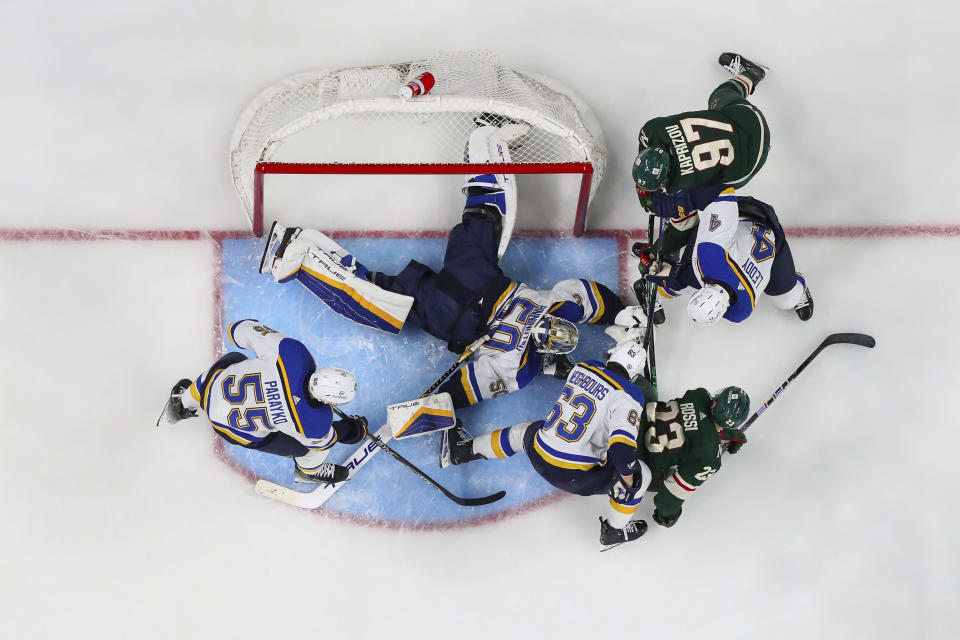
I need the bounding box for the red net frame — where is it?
[252,161,595,238]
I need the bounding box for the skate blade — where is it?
[258,221,281,274]
[438,429,453,469]
[155,398,177,427]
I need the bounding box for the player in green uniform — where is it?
[638,385,750,528]
[632,53,770,212]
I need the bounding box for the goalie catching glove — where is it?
[604,304,648,346]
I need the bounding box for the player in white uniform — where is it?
[635,192,813,325]
[261,120,625,409]
[437,277,616,407]
[157,320,368,483]
[441,336,654,549]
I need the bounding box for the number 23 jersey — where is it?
[638,388,722,519]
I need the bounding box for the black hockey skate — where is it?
[439,420,483,469]
[599,517,648,551]
[718,52,768,85]
[156,378,197,426]
[794,285,814,321]
[632,278,665,326]
[294,463,349,484]
[258,221,302,274]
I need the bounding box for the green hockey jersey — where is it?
[637,388,723,520]
[638,86,770,194]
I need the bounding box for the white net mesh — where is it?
[230,50,606,230]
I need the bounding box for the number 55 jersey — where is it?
[196,320,337,452]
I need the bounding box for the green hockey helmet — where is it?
[632,147,670,191]
[712,386,750,430]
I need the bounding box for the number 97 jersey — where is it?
[639,101,769,194]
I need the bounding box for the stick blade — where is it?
[456,489,507,507]
[824,332,876,349]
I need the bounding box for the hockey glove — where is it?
[636,187,655,212]
[352,415,369,441]
[335,415,369,445]
[542,353,574,380]
[653,508,680,528]
[609,474,642,503]
[643,260,678,290]
[631,241,660,274]
[614,304,648,329]
[724,429,747,454]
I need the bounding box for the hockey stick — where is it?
[254,336,498,509]
[330,405,506,507]
[640,214,664,392]
[420,333,491,398]
[740,332,876,433]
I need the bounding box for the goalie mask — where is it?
[308,367,357,405]
[632,147,670,191]
[531,315,579,355]
[712,386,750,430]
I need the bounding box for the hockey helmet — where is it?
[308,367,357,405]
[606,338,647,382]
[632,147,670,191]
[531,315,579,355]
[712,386,751,430]
[687,284,731,325]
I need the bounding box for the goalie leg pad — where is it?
[274,229,413,334]
[295,246,413,334]
[465,126,517,260]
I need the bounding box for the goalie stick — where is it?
[739,332,876,434]
[330,405,505,507]
[254,335,500,509]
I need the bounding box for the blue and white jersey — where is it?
[530,360,645,477]
[450,279,611,405]
[198,320,336,453]
[660,188,780,322]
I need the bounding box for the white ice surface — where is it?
[2,2,959,639]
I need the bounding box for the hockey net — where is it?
[230,50,607,236]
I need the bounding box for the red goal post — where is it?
[232,51,607,237]
[252,161,595,237]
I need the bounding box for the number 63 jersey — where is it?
[637,388,724,520]
[532,360,647,478]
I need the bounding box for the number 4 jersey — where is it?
[638,83,770,194]
[638,388,723,521]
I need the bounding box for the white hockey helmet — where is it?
[606,338,647,382]
[308,367,357,405]
[531,315,579,355]
[687,284,731,326]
